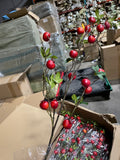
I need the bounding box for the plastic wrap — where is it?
[29,2,58,19]
[50,33,66,72]
[50,116,111,160]
[0,15,44,80]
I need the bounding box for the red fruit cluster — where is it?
[77,27,84,34]
[97,24,104,32]
[105,21,110,29]
[68,72,76,80]
[51,100,58,109]
[88,35,96,43]
[40,100,49,110]
[81,78,92,94]
[43,32,50,41]
[98,68,105,72]
[53,116,110,159]
[85,25,91,32]
[63,119,72,129]
[89,17,96,24]
[46,60,55,69]
[69,50,78,58]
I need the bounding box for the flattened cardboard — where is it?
[0,72,33,100]
[0,103,63,160]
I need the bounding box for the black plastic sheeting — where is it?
[59,67,112,101]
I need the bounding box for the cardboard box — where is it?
[0,92,120,160]
[101,44,120,81]
[0,92,63,160]
[38,15,61,33]
[47,101,120,160]
[107,29,120,45]
[84,44,99,61]
[0,71,33,100]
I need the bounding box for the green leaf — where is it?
[66,58,73,63]
[83,40,88,44]
[80,101,88,105]
[76,39,80,45]
[95,8,99,19]
[40,47,46,57]
[46,48,50,56]
[54,79,63,84]
[49,80,56,88]
[99,14,104,19]
[71,94,78,104]
[97,72,106,80]
[71,94,77,101]
[50,55,58,59]
[53,72,63,84]
[92,65,99,73]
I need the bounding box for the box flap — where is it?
[0,103,63,160]
[0,97,25,124]
[109,125,120,160]
[7,8,40,22]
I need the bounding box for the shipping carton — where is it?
[0,72,33,100]
[38,15,61,33]
[101,44,120,81]
[0,92,120,160]
[47,101,120,160]
[107,29,120,44]
[84,44,99,61]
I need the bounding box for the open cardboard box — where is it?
[0,92,120,160]
[0,66,33,100]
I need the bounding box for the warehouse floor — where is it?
[81,81,120,123]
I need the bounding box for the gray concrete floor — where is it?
[81,82,120,123]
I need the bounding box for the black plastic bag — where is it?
[59,67,112,101]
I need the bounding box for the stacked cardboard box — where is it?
[101,44,120,81]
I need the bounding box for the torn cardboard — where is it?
[0,71,33,100]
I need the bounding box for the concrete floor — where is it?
[81,82,120,123]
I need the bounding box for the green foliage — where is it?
[40,47,58,59]
[92,65,106,80]
[71,94,88,105]
[95,8,104,24]
[71,94,78,105]
[47,72,63,89]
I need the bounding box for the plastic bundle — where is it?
[50,33,66,72]
[0,15,44,80]
[50,116,111,160]
[29,2,58,19]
